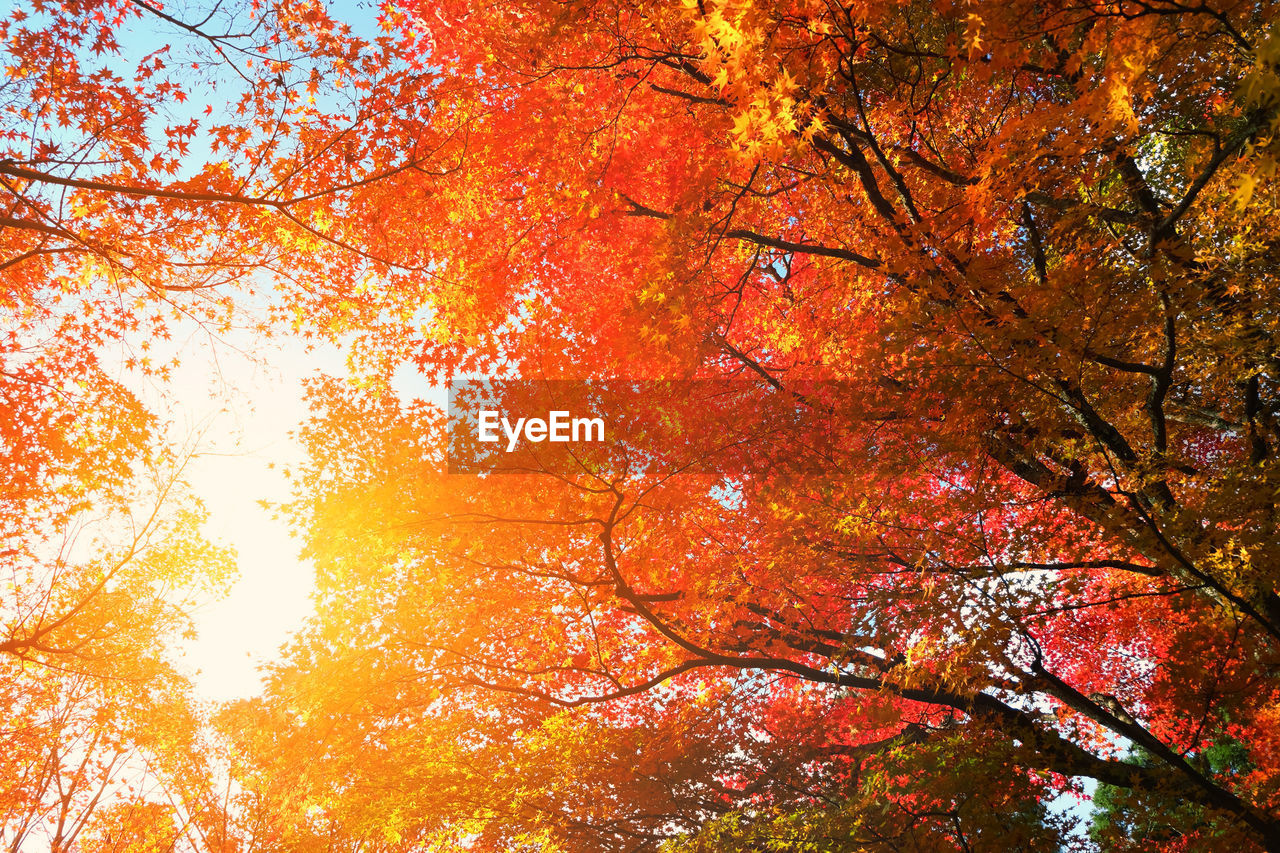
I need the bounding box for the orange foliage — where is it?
[7,0,1280,850]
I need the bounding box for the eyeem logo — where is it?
[447,377,833,474]
[478,410,605,452]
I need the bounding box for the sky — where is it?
[146,314,442,701]
[102,0,400,702]
[137,320,345,700]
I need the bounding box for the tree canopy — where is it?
[5,0,1280,850]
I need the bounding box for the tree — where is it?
[1087,741,1256,851]
[0,2,435,849]
[0,0,432,556]
[247,0,1280,850]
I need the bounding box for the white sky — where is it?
[143,313,441,701]
[100,0,400,701]
[141,320,346,701]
